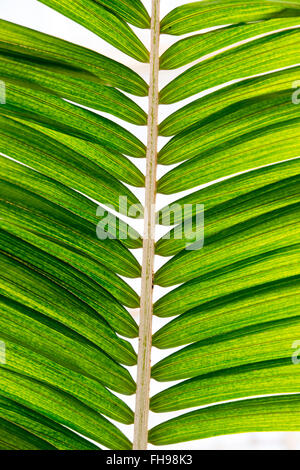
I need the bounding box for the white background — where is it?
[1,0,300,450]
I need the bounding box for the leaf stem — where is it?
[133,0,160,451]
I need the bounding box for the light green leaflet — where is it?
[0,253,137,366]
[154,244,299,317]
[156,173,300,257]
[0,295,135,395]
[37,0,149,62]
[160,29,300,104]
[0,395,98,450]
[15,119,145,189]
[0,54,147,125]
[155,204,300,287]
[152,316,300,381]
[158,119,300,194]
[159,66,300,136]
[160,18,300,69]
[160,0,300,35]
[0,20,148,96]
[0,180,141,279]
[2,337,134,424]
[156,158,300,226]
[1,0,300,450]
[149,395,300,446]
[0,371,130,449]
[0,79,146,158]
[159,89,300,165]
[0,218,139,309]
[0,228,138,338]
[1,156,142,250]
[153,277,299,348]
[0,117,142,215]
[150,358,300,413]
[92,0,150,28]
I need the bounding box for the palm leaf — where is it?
[0,19,148,95]
[0,0,300,450]
[0,394,99,449]
[160,29,300,104]
[0,1,146,449]
[149,395,300,446]
[0,116,143,213]
[160,18,300,70]
[150,357,300,412]
[1,79,146,157]
[0,53,147,125]
[156,173,299,256]
[91,0,150,29]
[150,0,300,447]
[160,0,300,35]
[159,66,300,136]
[37,0,149,61]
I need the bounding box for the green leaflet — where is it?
[15,119,145,189]
[150,359,300,413]
[37,0,149,62]
[158,119,300,194]
[0,53,147,126]
[1,332,134,423]
[0,228,138,338]
[0,20,147,96]
[0,370,131,449]
[160,0,300,35]
[0,181,141,279]
[0,295,135,395]
[0,79,146,158]
[160,19,300,69]
[155,204,300,287]
[156,158,300,226]
[160,28,300,104]
[0,396,98,450]
[0,253,137,366]
[149,395,300,446]
[159,66,300,136]
[92,0,150,28]
[154,244,299,317]
[0,417,55,450]
[156,173,300,256]
[153,277,300,348]
[159,89,300,165]
[151,316,300,381]
[0,117,143,216]
[1,156,142,250]
[0,218,139,309]
[1,0,299,451]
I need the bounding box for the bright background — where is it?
[1,0,300,450]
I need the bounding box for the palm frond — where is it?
[0,0,149,449]
[150,0,300,446]
[1,0,300,450]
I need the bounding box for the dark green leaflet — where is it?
[37,0,149,62]
[0,19,148,96]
